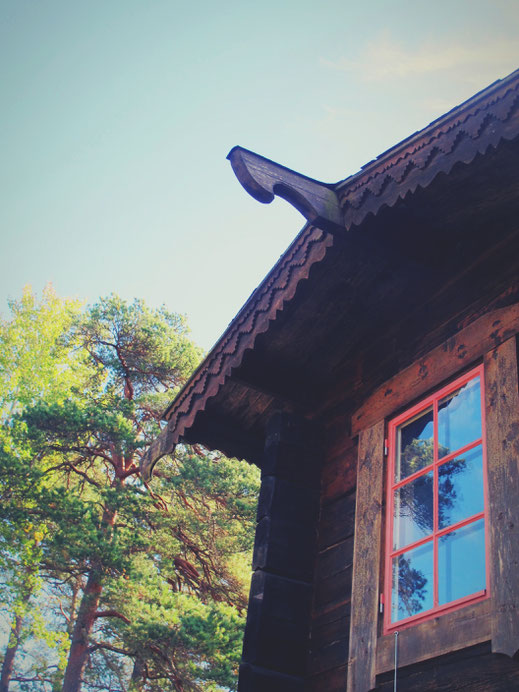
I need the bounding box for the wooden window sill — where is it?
[376,598,491,675]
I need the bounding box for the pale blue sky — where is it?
[1,0,518,349]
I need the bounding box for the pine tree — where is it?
[1,291,259,691]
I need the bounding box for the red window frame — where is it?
[383,364,490,634]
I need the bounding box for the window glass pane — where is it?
[438,519,486,605]
[396,407,434,483]
[438,377,481,457]
[439,445,484,530]
[391,541,433,623]
[393,471,433,550]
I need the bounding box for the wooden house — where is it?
[142,69,519,691]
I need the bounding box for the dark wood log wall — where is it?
[375,642,519,692]
[306,417,357,692]
[239,413,322,692]
[308,307,519,691]
[236,234,519,691]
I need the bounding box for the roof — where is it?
[141,68,519,479]
[337,69,519,228]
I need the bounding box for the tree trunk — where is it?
[0,612,23,692]
[67,577,82,640]
[49,578,83,692]
[62,505,117,692]
[61,569,103,692]
[129,657,145,691]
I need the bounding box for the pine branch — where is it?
[94,610,131,624]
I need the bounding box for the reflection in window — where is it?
[393,471,433,550]
[386,367,487,630]
[395,407,433,482]
[438,446,484,529]
[392,542,433,623]
[438,378,482,457]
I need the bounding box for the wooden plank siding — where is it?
[352,304,519,436]
[143,73,519,692]
[294,415,356,692]
[306,410,357,692]
[309,306,519,691]
[376,599,491,674]
[307,494,355,691]
[375,642,519,691]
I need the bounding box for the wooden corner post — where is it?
[347,420,385,692]
[484,336,519,659]
[238,412,322,691]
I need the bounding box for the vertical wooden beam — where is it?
[239,412,322,691]
[484,336,519,658]
[347,420,385,692]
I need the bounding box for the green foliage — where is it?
[0,288,260,691]
[0,284,87,417]
[99,561,246,690]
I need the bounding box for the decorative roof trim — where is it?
[141,68,519,479]
[140,224,333,479]
[338,70,519,229]
[227,147,344,235]
[226,72,519,235]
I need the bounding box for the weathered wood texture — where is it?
[252,515,317,582]
[321,421,357,503]
[308,602,351,677]
[319,491,356,550]
[347,421,385,692]
[254,461,320,583]
[323,237,519,431]
[314,491,356,614]
[309,302,519,689]
[484,336,519,659]
[262,412,322,489]
[227,146,344,234]
[376,599,491,673]
[306,665,348,692]
[352,304,519,435]
[306,472,356,690]
[375,642,519,691]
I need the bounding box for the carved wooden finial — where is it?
[227,147,344,235]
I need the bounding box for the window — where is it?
[384,365,489,633]
[349,327,519,690]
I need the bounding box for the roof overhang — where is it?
[141,69,519,480]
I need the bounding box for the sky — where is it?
[1,0,518,351]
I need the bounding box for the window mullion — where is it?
[384,366,488,634]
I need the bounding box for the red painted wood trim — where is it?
[383,366,489,634]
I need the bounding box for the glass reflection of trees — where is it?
[395,440,468,618]
[391,374,484,624]
[398,439,466,535]
[395,553,429,618]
